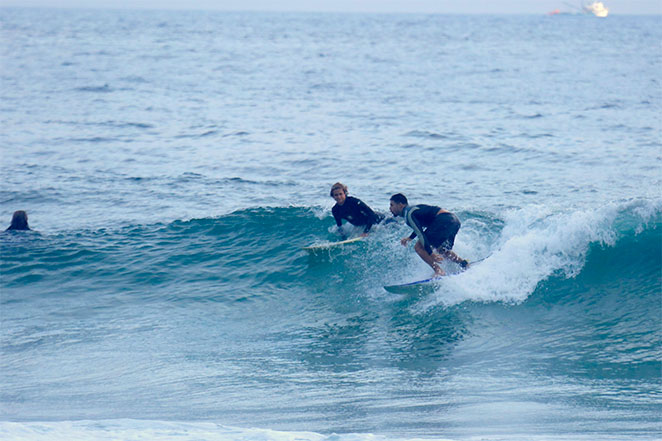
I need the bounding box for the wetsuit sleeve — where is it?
[406,207,432,254]
[332,205,342,227]
[356,199,378,233]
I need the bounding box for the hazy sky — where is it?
[1,0,661,14]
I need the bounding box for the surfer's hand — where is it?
[360,233,369,238]
[400,237,411,246]
[433,265,445,276]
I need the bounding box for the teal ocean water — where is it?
[1,8,661,441]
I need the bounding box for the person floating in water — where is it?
[330,182,384,238]
[389,193,468,276]
[6,210,30,231]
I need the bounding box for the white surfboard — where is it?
[302,236,364,252]
[384,256,489,294]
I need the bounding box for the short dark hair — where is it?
[390,193,408,205]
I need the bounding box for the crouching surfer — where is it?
[389,193,468,276]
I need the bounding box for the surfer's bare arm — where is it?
[414,240,444,276]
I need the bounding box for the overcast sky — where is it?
[1,0,661,14]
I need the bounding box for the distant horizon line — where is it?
[1,5,660,16]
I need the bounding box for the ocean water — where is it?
[1,8,661,441]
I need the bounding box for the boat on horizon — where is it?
[548,1,609,17]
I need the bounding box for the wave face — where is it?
[4,200,658,306]
[1,200,660,439]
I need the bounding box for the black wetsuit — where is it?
[404,204,461,254]
[332,196,384,234]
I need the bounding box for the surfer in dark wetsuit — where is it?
[330,182,384,238]
[389,193,467,276]
[6,210,30,231]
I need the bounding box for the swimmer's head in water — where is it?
[7,210,30,231]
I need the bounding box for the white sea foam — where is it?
[0,420,453,441]
[423,199,660,308]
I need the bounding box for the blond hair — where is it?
[329,182,348,197]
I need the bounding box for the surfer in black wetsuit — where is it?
[330,182,384,237]
[389,193,467,276]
